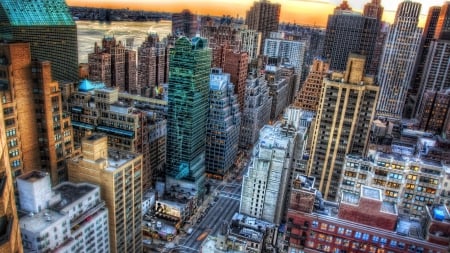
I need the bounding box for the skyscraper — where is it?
[68,135,143,253]
[222,46,249,112]
[0,0,78,82]
[409,5,441,117]
[307,54,379,200]
[0,65,22,252]
[172,9,198,38]
[245,0,281,54]
[137,34,169,97]
[363,0,384,20]
[415,3,450,117]
[263,33,306,92]
[323,1,379,75]
[376,1,422,120]
[205,68,241,178]
[0,42,74,185]
[166,37,211,199]
[88,37,137,93]
[293,59,329,113]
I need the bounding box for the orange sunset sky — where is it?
[66,0,446,27]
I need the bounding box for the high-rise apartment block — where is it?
[0,85,22,252]
[205,68,241,178]
[68,135,143,253]
[323,1,379,75]
[263,33,306,92]
[245,0,281,54]
[88,37,137,93]
[265,65,291,121]
[307,54,379,200]
[0,0,79,82]
[239,74,272,148]
[137,34,169,97]
[166,37,211,200]
[172,9,198,38]
[377,1,422,120]
[0,42,74,185]
[240,121,295,224]
[222,48,249,112]
[293,59,329,112]
[18,171,109,253]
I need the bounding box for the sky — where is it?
[67,0,447,27]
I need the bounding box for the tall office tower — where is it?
[88,37,137,92]
[68,135,143,253]
[32,61,74,185]
[293,59,329,112]
[238,28,262,65]
[363,0,384,20]
[239,74,272,148]
[0,0,78,82]
[0,42,74,185]
[18,171,109,252]
[222,48,249,112]
[307,54,379,200]
[148,113,167,183]
[0,79,22,252]
[172,9,198,38]
[376,1,422,120]
[416,90,450,135]
[410,6,441,114]
[245,0,281,54]
[166,37,211,200]
[137,34,169,97]
[205,69,241,178]
[240,122,295,224]
[323,1,379,75]
[263,33,306,92]
[416,3,450,117]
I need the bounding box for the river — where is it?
[76,20,172,63]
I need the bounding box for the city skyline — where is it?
[67,0,445,26]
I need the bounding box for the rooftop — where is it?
[361,186,381,201]
[17,171,47,183]
[19,209,65,234]
[51,182,97,212]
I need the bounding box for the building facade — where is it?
[171,9,198,38]
[323,1,379,75]
[240,121,295,224]
[137,34,169,97]
[307,54,379,200]
[376,1,422,120]
[166,37,211,199]
[68,135,143,253]
[0,0,79,82]
[245,0,281,54]
[18,171,109,253]
[205,68,241,178]
[293,59,330,113]
[239,74,272,148]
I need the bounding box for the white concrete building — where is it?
[18,171,109,253]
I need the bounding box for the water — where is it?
[76,20,172,63]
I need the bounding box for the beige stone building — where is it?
[68,134,142,253]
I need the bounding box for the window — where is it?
[372,236,379,243]
[328,225,335,232]
[312,220,318,228]
[337,227,344,234]
[320,223,328,230]
[345,229,352,236]
[390,240,397,247]
[354,231,362,239]
[362,233,370,241]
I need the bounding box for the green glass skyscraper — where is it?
[166,37,211,199]
[0,0,79,82]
